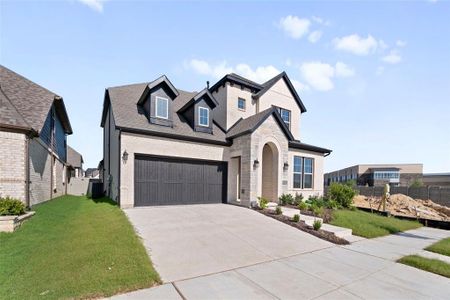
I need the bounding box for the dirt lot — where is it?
[353,194,450,221]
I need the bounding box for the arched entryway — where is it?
[261,142,279,202]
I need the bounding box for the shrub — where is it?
[307,195,326,208]
[410,179,423,188]
[0,197,25,216]
[312,206,324,217]
[279,193,294,206]
[258,197,269,209]
[298,201,308,211]
[326,199,339,210]
[292,214,300,222]
[294,193,304,205]
[275,206,282,215]
[313,219,322,231]
[327,182,356,209]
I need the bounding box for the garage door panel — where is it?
[134,155,227,206]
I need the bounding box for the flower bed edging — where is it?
[0,211,35,232]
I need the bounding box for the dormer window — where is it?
[155,96,169,119]
[198,107,209,127]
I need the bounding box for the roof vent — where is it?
[206,81,210,89]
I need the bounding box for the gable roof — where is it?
[210,71,307,113]
[253,72,307,113]
[226,107,294,140]
[0,65,73,134]
[0,88,31,131]
[102,82,229,145]
[178,88,219,113]
[67,145,84,168]
[137,75,179,105]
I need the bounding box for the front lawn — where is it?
[425,237,450,257]
[398,255,450,278]
[0,195,160,299]
[330,209,422,238]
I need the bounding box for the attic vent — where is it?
[207,81,210,89]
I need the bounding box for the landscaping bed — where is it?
[0,195,160,299]
[330,209,422,238]
[255,208,349,245]
[398,255,450,278]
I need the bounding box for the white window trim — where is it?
[198,107,209,127]
[293,156,302,189]
[292,156,314,190]
[155,96,169,119]
[303,157,314,189]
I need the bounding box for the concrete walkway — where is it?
[113,205,450,299]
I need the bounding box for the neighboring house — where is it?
[85,168,99,178]
[423,173,450,187]
[324,163,423,187]
[67,145,84,178]
[101,72,331,208]
[0,65,73,206]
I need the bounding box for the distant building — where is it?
[423,173,450,187]
[85,168,99,179]
[324,164,423,187]
[67,146,84,178]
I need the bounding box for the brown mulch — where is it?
[255,208,349,245]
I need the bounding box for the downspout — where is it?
[25,135,30,208]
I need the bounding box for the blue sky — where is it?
[1,0,449,173]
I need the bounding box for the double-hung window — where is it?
[238,98,246,110]
[293,156,314,189]
[293,156,302,189]
[155,96,169,119]
[276,107,291,129]
[198,107,209,127]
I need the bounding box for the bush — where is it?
[313,219,322,231]
[326,199,339,210]
[307,195,326,208]
[312,206,324,217]
[292,214,300,222]
[275,206,282,215]
[410,179,423,188]
[258,197,269,209]
[279,193,294,206]
[327,182,356,209]
[294,193,304,205]
[0,197,25,216]
[298,201,308,211]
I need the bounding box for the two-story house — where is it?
[101,72,331,208]
[0,65,73,206]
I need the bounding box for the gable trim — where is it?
[137,75,179,105]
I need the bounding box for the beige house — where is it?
[101,72,331,208]
[0,65,73,206]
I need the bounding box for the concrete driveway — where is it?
[121,204,450,299]
[124,204,332,282]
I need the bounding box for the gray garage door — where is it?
[134,155,227,206]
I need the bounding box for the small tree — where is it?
[410,179,423,188]
[327,182,356,209]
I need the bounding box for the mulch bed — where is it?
[255,208,349,245]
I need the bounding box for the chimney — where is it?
[206,81,210,89]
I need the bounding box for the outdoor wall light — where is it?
[253,159,260,168]
[122,150,128,162]
[283,162,289,170]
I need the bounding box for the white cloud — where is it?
[396,40,407,47]
[311,16,330,26]
[335,62,355,77]
[300,62,335,91]
[379,39,389,50]
[77,0,108,12]
[308,30,322,43]
[333,34,378,55]
[292,79,310,92]
[278,15,311,39]
[185,59,279,83]
[382,50,402,64]
[300,61,355,91]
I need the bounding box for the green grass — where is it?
[0,195,160,299]
[330,209,422,238]
[398,255,450,278]
[425,238,450,257]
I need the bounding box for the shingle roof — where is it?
[106,83,229,144]
[0,65,72,134]
[226,107,294,140]
[67,146,83,168]
[0,88,30,130]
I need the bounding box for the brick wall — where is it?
[29,138,52,205]
[0,131,26,201]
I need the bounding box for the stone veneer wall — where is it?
[0,131,26,201]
